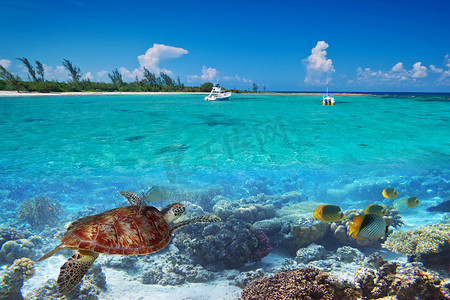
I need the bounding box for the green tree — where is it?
[200,82,213,92]
[0,66,22,92]
[62,59,82,83]
[253,83,258,92]
[159,72,175,86]
[35,60,45,81]
[108,68,124,90]
[143,67,158,86]
[16,57,37,82]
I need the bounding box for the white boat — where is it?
[205,84,231,101]
[322,82,335,105]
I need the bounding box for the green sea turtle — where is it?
[38,189,220,294]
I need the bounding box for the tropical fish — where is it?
[144,186,172,202]
[349,213,388,240]
[393,196,420,210]
[313,205,346,222]
[426,200,450,212]
[382,187,399,199]
[364,204,387,216]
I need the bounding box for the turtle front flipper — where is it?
[119,191,144,206]
[37,244,65,262]
[170,214,221,233]
[57,250,99,294]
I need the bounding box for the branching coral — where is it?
[382,224,450,255]
[0,257,35,300]
[240,267,361,300]
[17,196,64,230]
[0,227,29,248]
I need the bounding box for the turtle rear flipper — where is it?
[171,214,220,233]
[57,250,99,294]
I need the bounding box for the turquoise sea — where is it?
[0,93,449,299]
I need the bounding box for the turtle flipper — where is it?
[57,250,99,294]
[170,214,221,233]
[37,244,65,262]
[119,191,144,206]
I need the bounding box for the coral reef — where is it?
[17,196,64,230]
[0,239,35,263]
[329,207,403,247]
[355,259,447,300]
[249,230,271,262]
[173,218,270,270]
[212,197,276,223]
[0,257,35,300]
[382,224,450,255]
[240,267,361,300]
[140,252,214,285]
[291,219,329,248]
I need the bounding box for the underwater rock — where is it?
[355,259,447,300]
[0,239,35,263]
[173,218,266,270]
[0,257,35,300]
[382,224,450,255]
[33,277,101,300]
[233,268,264,288]
[104,255,138,272]
[295,243,327,264]
[335,246,365,263]
[249,230,272,262]
[141,253,214,285]
[17,196,64,231]
[240,267,361,300]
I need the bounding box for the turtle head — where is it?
[161,203,186,223]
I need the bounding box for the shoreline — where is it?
[0,90,369,97]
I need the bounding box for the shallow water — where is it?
[0,93,449,298]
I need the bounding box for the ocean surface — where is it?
[0,93,449,298]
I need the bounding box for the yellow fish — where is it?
[406,196,420,208]
[364,204,387,216]
[313,205,346,222]
[349,213,388,240]
[382,187,399,199]
[394,196,420,209]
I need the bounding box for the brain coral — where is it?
[240,267,360,300]
[382,224,450,255]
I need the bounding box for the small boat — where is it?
[205,84,232,101]
[322,82,335,105]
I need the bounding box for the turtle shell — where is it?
[60,206,171,255]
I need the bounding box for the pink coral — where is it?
[250,230,271,262]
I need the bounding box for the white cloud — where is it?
[85,72,94,80]
[201,66,217,81]
[411,62,427,78]
[44,64,69,81]
[188,65,217,83]
[0,58,11,69]
[97,70,108,77]
[119,67,142,81]
[119,44,188,81]
[137,43,188,74]
[429,65,443,73]
[223,74,252,83]
[304,41,335,85]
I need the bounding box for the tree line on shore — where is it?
[0,58,248,93]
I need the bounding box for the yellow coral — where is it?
[292,221,329,248]
[382,224,450,255]
[11,257,35,280]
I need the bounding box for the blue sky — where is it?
[0,0,449,92]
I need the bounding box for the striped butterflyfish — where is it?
[313,204,346,222]
[349,213,388,240]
